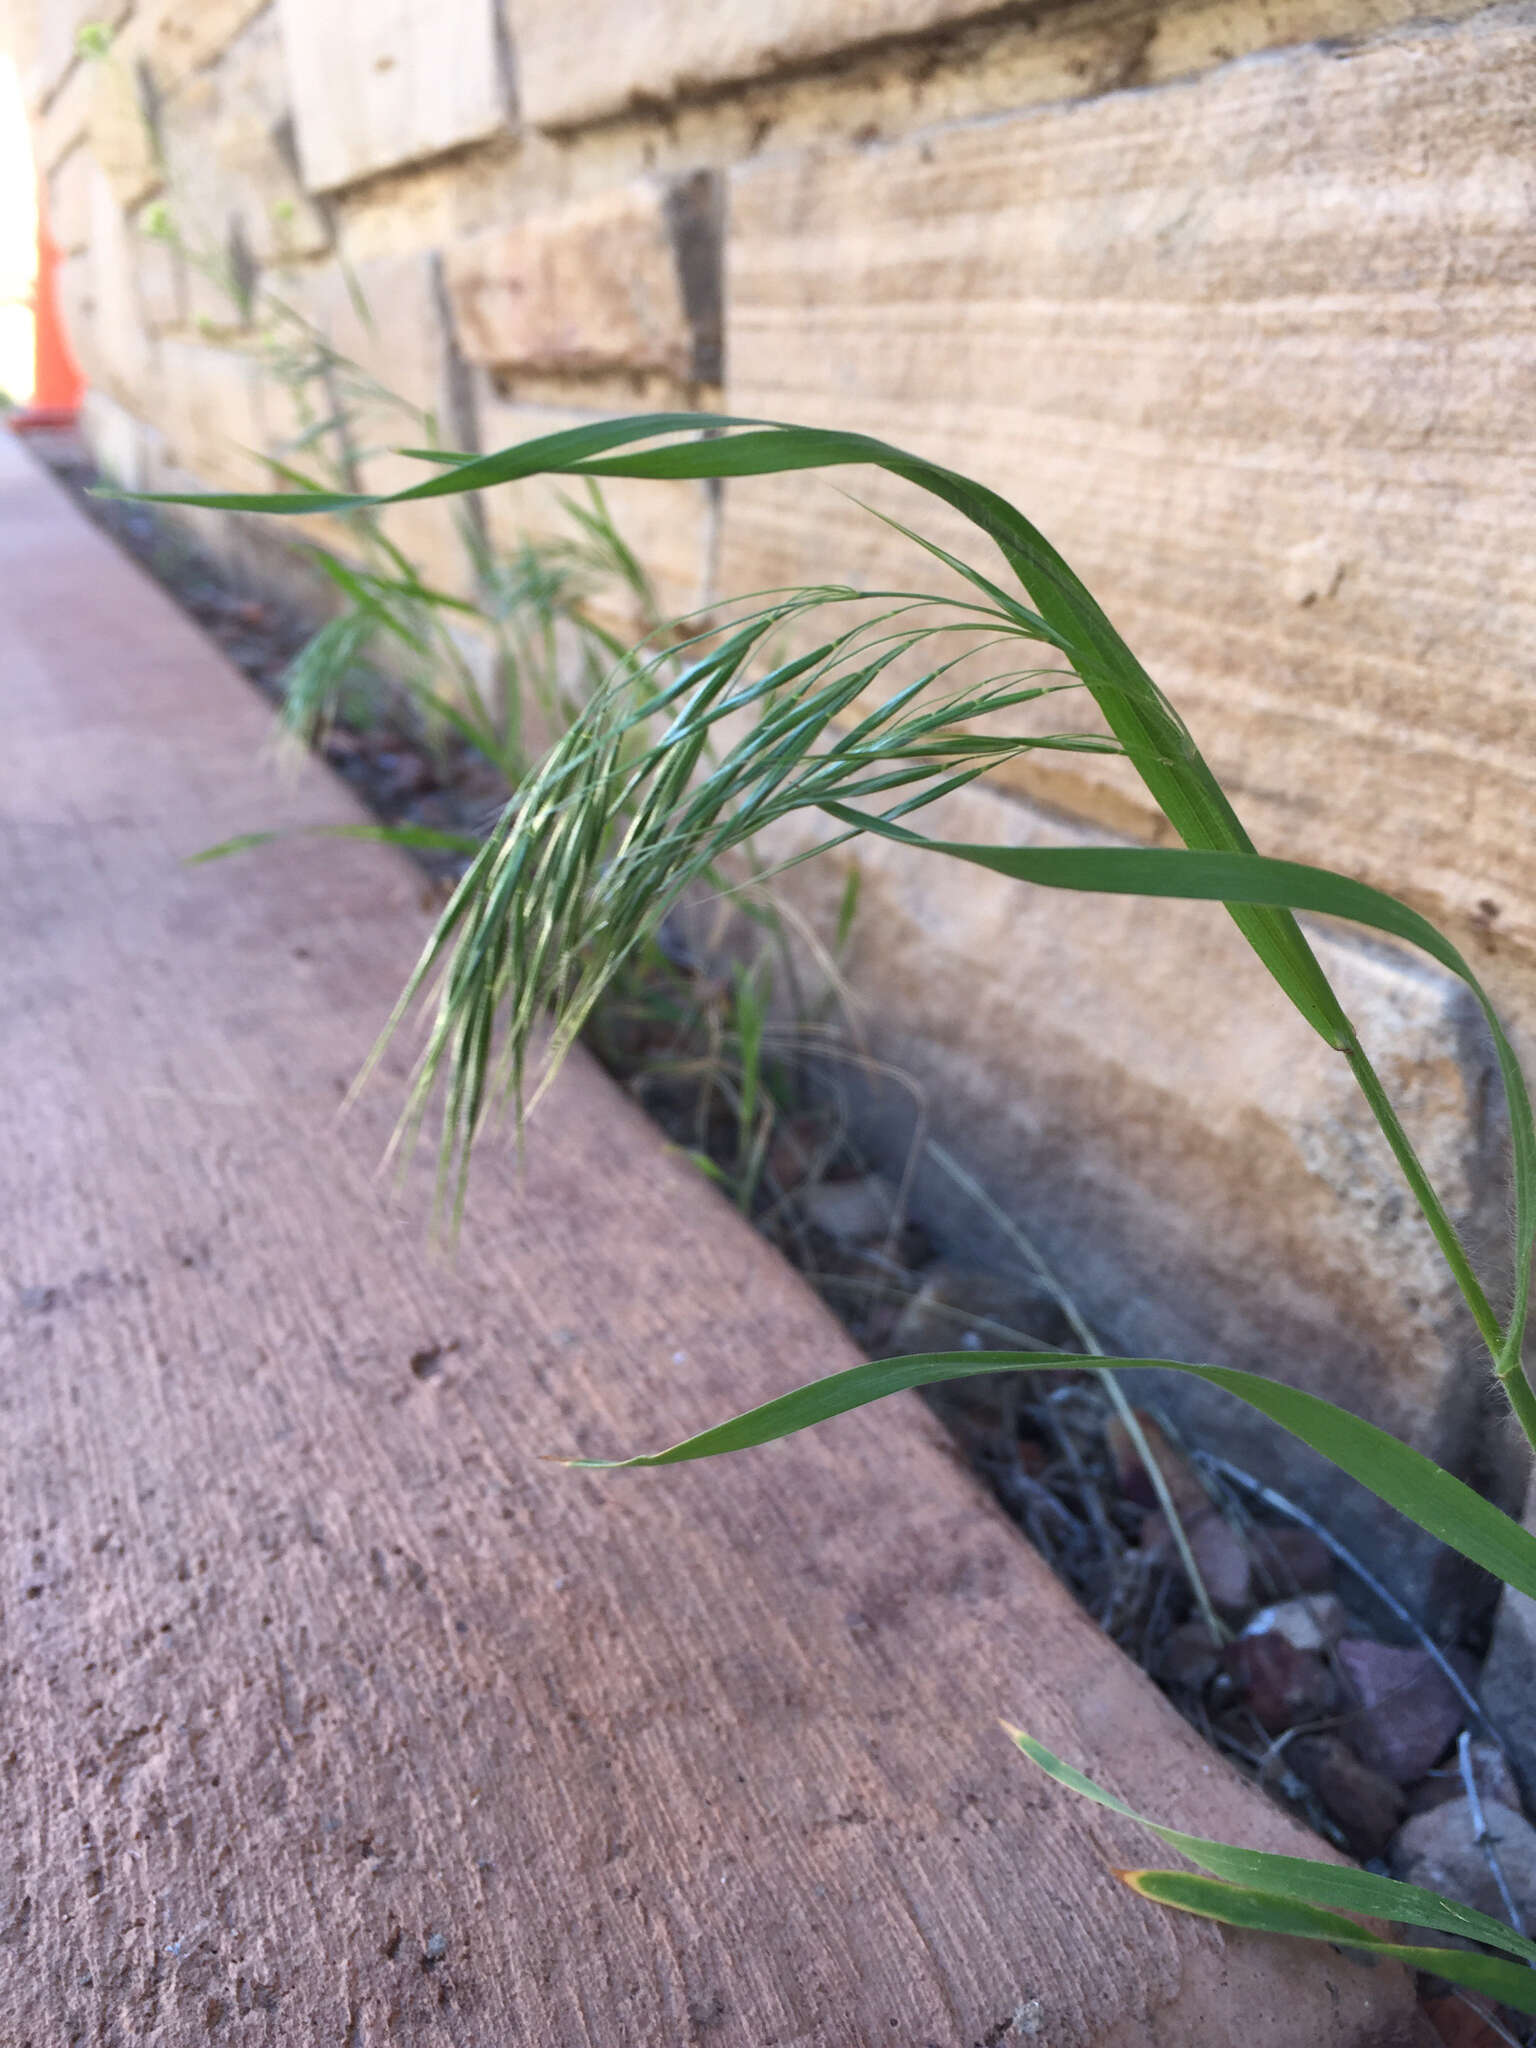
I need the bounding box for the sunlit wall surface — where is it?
[0,55,36,403]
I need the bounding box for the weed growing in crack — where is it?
[129,206,899,1263]
[135,412,1536,2020]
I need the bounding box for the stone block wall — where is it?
[7,0,1535,1597]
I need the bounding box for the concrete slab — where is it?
[0,429,1428,2045]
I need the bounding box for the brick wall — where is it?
[10,0,1536,1574]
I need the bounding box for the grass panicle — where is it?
[379,584,1102,1213]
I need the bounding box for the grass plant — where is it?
[127,188,848,1240]
[135,413,1536,2012]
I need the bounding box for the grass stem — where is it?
[1345,1034,1536,1454]
[925,1142,1227,1643]
[1343,1037,1503,1359]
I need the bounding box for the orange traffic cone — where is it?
[10,176,83,432]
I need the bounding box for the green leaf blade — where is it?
[1006,1731,1536,1968]
[1119,1870,1536,2017]
[188,822,482,865]
[564,1348,1536,1601]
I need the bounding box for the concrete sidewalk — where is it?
[0,429,1426,2046]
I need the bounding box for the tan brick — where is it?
[265,250,477,593]
[151,335,274,486]
[60,159,156,405]
[276,0,511,194]
[56,250,94,381]
[65,316,269,497]
[85,22,163,214]
[48,141,93,257]
[143,0,272,91]
[362,487,480,602]
[131,206,188,333]
[79,385,165,492]
[33,0,130,113]
[510,0,994,130]
[443,177,721,383]
[158,7,331,275]
[34,53,90,172]
[721,9,1536,988]
[509,0,1509,132]
[276,250,453,425]
[472,385,718,628]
